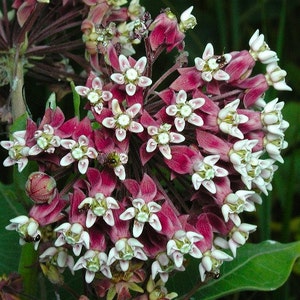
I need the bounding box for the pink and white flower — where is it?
[110,55,152,96]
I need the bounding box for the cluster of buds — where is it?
[2,1,291,299]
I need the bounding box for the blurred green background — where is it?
[0,0,299,299]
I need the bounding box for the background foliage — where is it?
[0,0,299,299]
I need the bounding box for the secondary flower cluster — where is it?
[1,1,291,299]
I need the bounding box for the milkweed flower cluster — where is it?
[1,1,291,299]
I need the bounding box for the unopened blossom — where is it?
[218,99,249,139]
[146,123,185,159]
[120,198,162,237]
[167,230,203,268]
[179,6,197,32]
[146,278,178,300]
[192,155,228,193]
[165,90,204,132]
[151,252,184,283]
[107,237,147,272]
[222,190,260,226]
[29,124,61,155]
[78,193,120,228]
[25,172,57,204]
[110,55,152,96]
[199,247,232,282]
[60,135,98,174]
[265,62,292,91]
[248,29,278,64]
[195,43,232,82]
[261,98,289,136]
[102,99,143,141]
[39,246,75,274]
[54,222,90,256]
[73,250,112,283]
[0,131,30,172]
[228,223,257,257]
[75,76,113,114]
[6,216,41,250]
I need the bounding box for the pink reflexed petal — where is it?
[127,103,141,117]
[203,43,214,60]
[110,73,125,85]
[129,121,143,133]
[169,132,185,143]
[166,105,177,116]
[102,91,113,101]
[138,76,152,87]
[159,145,172,159]
[146,139,157,153]
[126,83,137,96]
[75,86,90,96]
[133,221,144,237]
[189,98,205,109]
[86,210,97,228]
[202,180,217,194]
[116,128,127,142]
[188,113,204,127]
[102,117,116,129]
[134,56,147,73]
[149,214,162,232]
[119,54,130,72]
[174,117,185,132]
[60,153,74,166]
[114,165,126,180]
[119,207,136,220]
[103,210,115,226]
[78,158,89,174]
[214,70,230,81]
[140,174,157,201]
[92,77,103,90]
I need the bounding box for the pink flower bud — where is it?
[25,172,57,204]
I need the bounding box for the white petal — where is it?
[146,139,157,153]
[134,56,147,73]
[120,207,136,220]
[202,180,217,194]
[214,69,230,81]
[138,76,152,87]
[166,105,178,116]
[119,54,130,72]
[159,145,172,159]
[75,86,90,96]
[169,132,185,143]
[60,153,74,166]
[126,83,137,96]
[116,128,127,142]
[86,210,97,228]
[149,214,162,232]
[129,121,144,133]
[92,77,103,90]
[110,73,125,85]
[202,43,214,60]
[133,221,144,238]
[188,113,203,127]
[103,210,115,226]
[174,117,185,132]
[78,158,89,174]
[102,117,116,129]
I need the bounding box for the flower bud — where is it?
[25,172,57,204]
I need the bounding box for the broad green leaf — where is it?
[171,240,300,300]
[0,182,26,274]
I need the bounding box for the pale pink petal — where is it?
[3,157,16,168]
[127,103,141,117]
[138,76,152,87]
[110,73,125,85]
[189,98,205,109]
[129,121,144,133]
[60,153,75,166]
[203,43,214,60]
[103,210,115,226]
[120,260,130,272]
[188,113,204,127]
[102,117,116,128]
[174,117,185,132]
[102,91,113,101]
[159,145,172,159]
[116,128,127,141]
[85,270,95,283]
[149,214,162,232]
[133,221,144,237]
[148,202,161,213]
[202,180,217,194]
[176,90,187,104]
[214,69,230,81]
[119,54,130,72]
[202,71,213,82]
[134,56,147,73]
[86,210,97,228]
[173,252,184,268]
[114,165,126,180]
[146,139,157,152]
[120,207,136,220]
[169,132,185,143]
[60,139,76,149]
[126,83,137,96]
[92,77,103,90]
[0,141,14,150]
[166,105,178,116]
[86,147,98,159]
[147,126,158,136]
[78,158,89,174]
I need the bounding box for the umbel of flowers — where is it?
[1,1,291,299]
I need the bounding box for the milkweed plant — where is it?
[0,0,293,299]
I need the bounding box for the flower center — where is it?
[72,147,84,160]
[126,68,138,81]
[117,114,131,127]
[179,104,192,117]
[136,211,149,222]
[88,91,101,104]
[157,132,170,145]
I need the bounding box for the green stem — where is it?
[10,54,27,121]
[18,243,39,300]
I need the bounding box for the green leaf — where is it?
[173,240,300,300]
[0,182,26,274]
